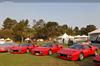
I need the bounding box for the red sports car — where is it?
[0,44,8,52]
[0,42,18,52]
[10,43,37,54]
[31,44,63,56]
[57,44,98,61]
[93,54,100,66]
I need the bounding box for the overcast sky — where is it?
[0,2,100,28]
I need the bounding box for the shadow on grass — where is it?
[74,56,94,66]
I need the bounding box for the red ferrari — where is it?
[0,42,18,52]
[57,44,98,61]
[10,43,37,54]
[0,44,8,52]
[93,54,100,66]
[31,44,63,56]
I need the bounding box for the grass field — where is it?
[0,42,100,66]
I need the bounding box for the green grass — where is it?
[0,53,79,66]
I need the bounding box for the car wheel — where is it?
[94,51,98,56]
[79,53,84,61]
[48,50,52,55]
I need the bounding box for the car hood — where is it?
[10,46,26,50]
[58,48,80,55]
[32,47,49,51]
[0,46,8,49]
[94,54,100,62]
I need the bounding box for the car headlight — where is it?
[18,50,21,52]
[67,55,72,58]
[40,51,43,54]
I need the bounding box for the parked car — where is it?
[57,44,98,61]
[93,54,100,66]
[10,43,38,54]
[0,42,18,52]
[31,43,63,56]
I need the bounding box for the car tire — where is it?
[94,50,98,56]
[78,53,84,61]
[48,50,52,55]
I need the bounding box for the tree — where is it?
[66,27,74,35]
[33,19,45,29]
[79,24,96,35]
[3,17,17,30]
[86,24,96,33]
[62,24,68,29]
[74,26,79,35]
[43,22,59,37]
[79,27,87,35]
[0,29,14,39]
[13,19,29,42]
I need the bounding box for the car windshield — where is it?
[42,44,52,47]
[19,44,33,46]
[69,44,83,50]
[0,44,7,46]
[3,43,18,46]
[0,43,18,46]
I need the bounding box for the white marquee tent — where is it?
[57,33,69,44]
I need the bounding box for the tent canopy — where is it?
[88,28,100,35]
[58,33,69,40]
[5,38,12,41]
[62,33,68,39]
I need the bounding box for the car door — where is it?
[50,45,59,53]
[82,45,91,57]
[83,45,93,56]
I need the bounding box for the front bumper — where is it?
[57,53,77,61]
[10,50,23,54]
[31,51,46,56]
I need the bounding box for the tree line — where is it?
[0,17,97,42]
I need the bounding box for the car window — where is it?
[83,45,91,49]
[19,44,33,46]
[69,44,83,50]
[42,44,52,47]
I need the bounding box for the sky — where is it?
[0,2,100,28]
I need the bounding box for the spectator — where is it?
[62,38,64,44]
[68,39,73,46]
